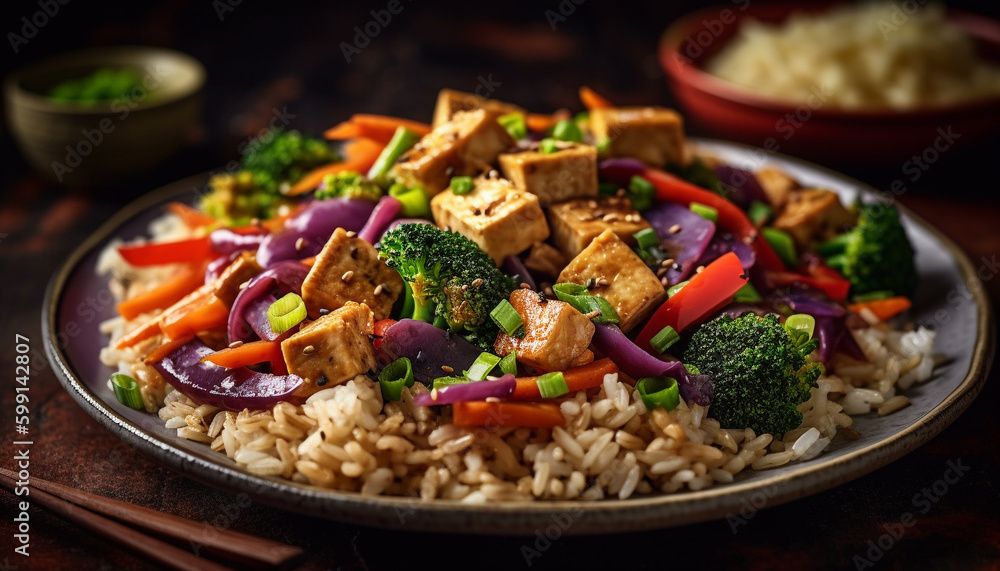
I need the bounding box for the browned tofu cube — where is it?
[301,228,403,321]
[590,107,685,167]
[557,229,666,333]
[755,166,798,209]
[524,242,568,280]
[497,143,598,206]
[547,196,650,259]
[392,109,515,194]
[774,189,854,247]
[213,251,262,307]
[432,88,525,128]
[282,302,375,395]
[494,289,594,373]
[430,176,550,264]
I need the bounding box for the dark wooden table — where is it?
[2,1,999,569]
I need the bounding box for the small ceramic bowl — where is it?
[4,46,205,186]
[658,3,1000,166]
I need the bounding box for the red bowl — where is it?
[658,3,1000,166]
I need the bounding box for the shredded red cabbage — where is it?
[227,261,309,343]
[376,319,483,384]
[644,202,716,285]
[257,198,376,267]
[358,195,402,245]
[713,165,767,209]
[502,255,537,291]
[209,228,268,256]
[412,374,516,406]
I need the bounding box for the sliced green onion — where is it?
[450,176,474,195]
[598,182,619,196]
[785,313,816,341]
[762,227,797,267]
[649,325,680,354]
[537,371,569,398]
[490,299,523,335]
[432,376,470,390]
[111,373,143,410]
[498,351,517,376]
[747,200,774,227]
[595,137,610,154]
[267,293,307,334]
[852,290,894,303]
[552,119,583,143]
[551,283,620,325]
[367,126,419,181]
[685,364,701,376]
[467,352,502,381]
[540,138,559,154]
[378,357,415,401]
[633,228,660,251]
[628,175,655,211]
[733,282,762,303]
[636,376,680,411]
[666,280,689,298]
[498,112,527,140]
[689,202,719,222]
[390,183,431,218]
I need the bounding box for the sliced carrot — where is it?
[158,284,230,340]
[144,334,195,364]
[324,120,363,140]
[166,202,216,228]
[300,256,317,268]
[201,339,284,369]
[286,137,386,196]
[512,358,619,400]
[849,296,912,321]
[526,113,559,132]
[579,86,614,110]
[452,401,564,428]
[114,319,162,349]
[116,264,206,321]
[353,114,431,140]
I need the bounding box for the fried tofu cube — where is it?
[213,251,262,307]
[282,302,375,394]
[547,196,650,258]
[590,107,686,167]
[524,242,568,279]
[773,189,854,247]
[301,228,403,321]
[430,176,550,264]
[557,229,666,333]
[498,143,598,206]
[393,109,515,194]
[494,289,595,373]
[755,166,798,209]
[432,88,525,128]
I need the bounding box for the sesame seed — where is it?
[441,365,454,373]
[228,340,244,348]
[471,278,484,287]
[342,270,354,282]
[373,284,384,296]
[295,237,306,251]
[585,278,595,289]
[593,211,606,218]
[657,267,668,277]
[597,277,609,287]
[661,258,675,267]
[346,230,357,238]
[584,310,601,319]
[461,284,469,292]
[587,200,598,208]
[316,377,328,386]
[696,265,705,274]
[303,345,316,354]
[602,214,618,222]
[671,262,682,272]
[238,281,249,290]
[544,286,555,297]
[520,283,531,289]
[319,308,330,316]
[669,224,682,234]
[488,169,499,179]
[431,388,439,401]
[616,188,627,197]
[485,397,500,403]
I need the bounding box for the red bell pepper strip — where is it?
[372,318,397,352]
[118,236,213,267]
[640,168,786,272]
[768,266,851,302]
[635,252,748,354]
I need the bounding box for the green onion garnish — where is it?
[537,371,569,398]
[748,200,774,227]
[490,299,523,335]
[785,313,816,341]
[467,352,502,381]
[685,364,701,376]
[633,228,660,251]
[762,227,797,267]
[450,176,475,195]
[628,175,655,211]
[267,293,307,335]
[367,126,419,181]
[649,325,680,354]
[432,376,470,390]
[636,376,680,411]
[498,112,527,140]
[498,351,517,376]
[690,202,719,222]
[595,137,610,154]
[551,283,620,325]
[379,357,415,401]
[666,280,688,298]
[733,282,762,303]
[552,119,583,143]
[852,290,894,303]
[540,138,560,154]
[390,183,431,218]
[111,373,143,410]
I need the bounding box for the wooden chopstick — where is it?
[0,468,303,569]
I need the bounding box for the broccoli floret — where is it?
[315,171,383,202]
[378,223,516,349]
[683,314,822,436]
[817,200,917,297]
[199,170,295,225]
[242,130,338,195]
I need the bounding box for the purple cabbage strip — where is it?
[598,158,647,185]
[502,255,537,291]
[592,324,713,406]
[209,228,268,256]
[205,252,241,284]
[376,319,483,384]
[770,288,846,318]
[227,261,309,343]
[153,340,303,411]
[257,198,376,267]
[645,202,716,285]
[713,165,767,210]
[412,375,516,407]
[695,234,756,272]
[358,195,402,245]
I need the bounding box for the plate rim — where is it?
[43,141,995,534]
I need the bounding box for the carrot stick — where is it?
[116,264,205,321]
[323,120,363,140]
[512,358,619,400]
[352,114,431,140]
[286,137,385,196]
[114,319,162,349]
[526,113,559,132]
[201,340,284,369]
[579,86,614,110]
[300,256,317,267]
[144,334,195,364]
[166,202,216,228]
[849,296,912,321]
[452,401,564,428]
